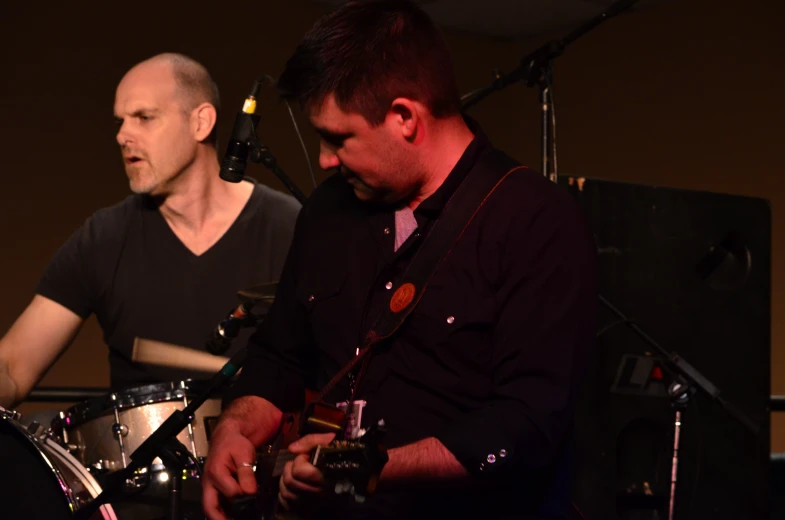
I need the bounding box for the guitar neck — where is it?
[258,449,297,478]
[258,441,341,478]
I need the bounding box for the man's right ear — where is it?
[192,102,217,143]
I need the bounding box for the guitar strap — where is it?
[313,148,526,406]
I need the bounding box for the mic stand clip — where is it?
[229,110,307,205]
[248,130,307,205]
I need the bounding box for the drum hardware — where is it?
[206,287,270,356]
[40,378,223,518]
[0,408,118,519]
[90,459,122,473]
[180,380,199,457]
[26,419,44,436]
[26,387,111,403]
[110,393,129,468]
[59,410,70,445]
[73,347,247,520]
[61,380,222,473]
[112,422,129,438]
[1,406,22,421]
[236,281,278,306]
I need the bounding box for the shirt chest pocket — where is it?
[296,270,350,345]
[402,282,495,360]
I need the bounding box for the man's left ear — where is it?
[389,98,419,142]
[192,103,217,142]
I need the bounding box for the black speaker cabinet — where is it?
[559,177,771,520]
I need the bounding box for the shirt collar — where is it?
[414,117,490,220]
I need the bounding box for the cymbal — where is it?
[237,281,278,305]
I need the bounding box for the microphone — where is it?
[219,79,263,183]
[206,301,256,355]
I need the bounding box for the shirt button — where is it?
[385,282,393,290]
[307,295,315,302]
[383,227,391,235]
[487,454,496,464]
[446,316,455,324]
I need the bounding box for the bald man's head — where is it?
[114,54,223,194]
[129,53,221,145]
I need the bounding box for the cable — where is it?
[570,501,588,519]
[285,98,317,189]
[546,66,559,183]
[596,318,638,339]
[460,86,487,103]
[256,74,317,190]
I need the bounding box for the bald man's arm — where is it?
[0,295,84,408]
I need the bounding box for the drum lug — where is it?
[26,420,43,436]
[0,407,23,422]
[112,422,129,438]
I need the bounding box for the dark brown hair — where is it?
[278,0,461,126]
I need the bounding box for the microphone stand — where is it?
[458,3,763,516]
[73,349,247,520]
[599,295,760,520]
[225,109,308,205]
[460,0,642,183]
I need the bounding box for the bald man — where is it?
[0,53,301,407]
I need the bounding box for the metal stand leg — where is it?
[667,381,690,520]
[168,468,182,520]
[668,409,682,520]
[158,438,192,520]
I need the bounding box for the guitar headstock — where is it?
[311,420,388,503]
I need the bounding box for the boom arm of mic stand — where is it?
[598,295,760,435]
[73,348,248,520]
[248,128,308,205]
[461,0,642,111]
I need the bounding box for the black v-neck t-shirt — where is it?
[37,180,301,390]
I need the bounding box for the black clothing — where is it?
[37,180,300,389]
[230,129,597,519]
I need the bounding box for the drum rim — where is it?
[61,379,219,427]
[1,410,80,511]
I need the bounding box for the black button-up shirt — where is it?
[229,126,597,519]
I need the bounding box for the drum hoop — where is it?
[1,411,78,510]
[62,379,218,427]
[1,411,117,520]
[42,437,118,520]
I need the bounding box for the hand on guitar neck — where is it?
[203,397,388,520]
[276,432,338,515]
[244,411,388,520]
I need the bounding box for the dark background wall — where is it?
[1,0,782,456]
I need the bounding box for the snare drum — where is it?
[58,380,222,471]
[0,408,116,519]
